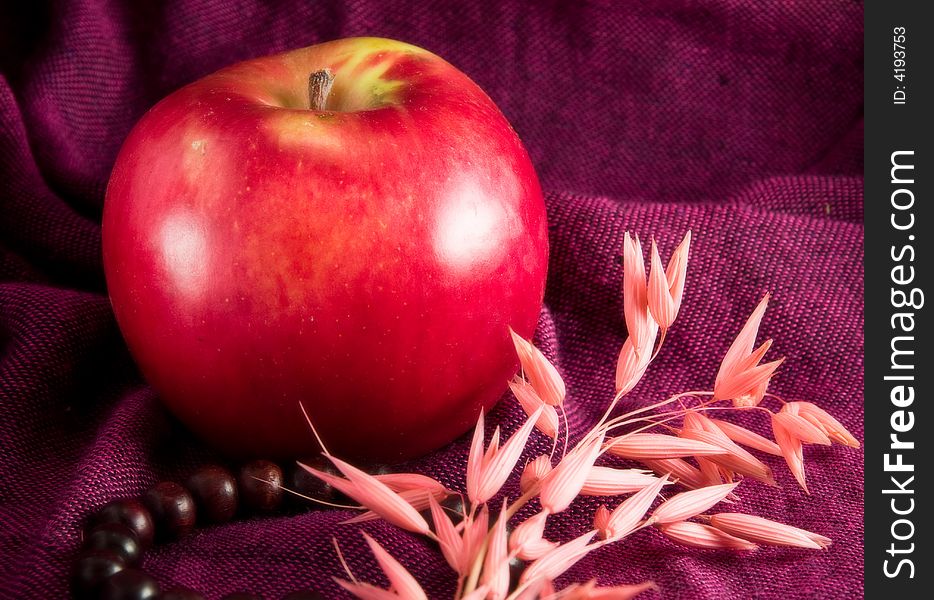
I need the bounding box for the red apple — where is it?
[102,37,548,462]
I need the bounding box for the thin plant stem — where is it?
[597,390,714,436]
[603,392,714,438]
[278,484,362,510]
[650,328,668,362]
[504,486,541,521]
[333,538,357,583]
[692,404,775,418]
[560,405,570,459]
[461,535,487,597]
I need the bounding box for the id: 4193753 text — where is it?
[893,27,907,105]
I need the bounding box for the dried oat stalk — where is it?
[298,231,859,599]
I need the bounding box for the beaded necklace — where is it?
[72,459,334,600]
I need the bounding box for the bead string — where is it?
[73,459,337,600]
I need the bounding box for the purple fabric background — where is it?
[0,1,863,598]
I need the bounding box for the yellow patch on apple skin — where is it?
[208,37,432,112]
[349,36,428,55]
[322,50,410,112]
[265,113,347,154]
[286,39,419,112]
[261,45,417,149]
[353,56,407,106]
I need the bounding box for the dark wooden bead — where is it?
[187,465,238,524]
[239,460,283,513]
[281,591,325,600]
[143,481,196,539]
[90,499,155,548]
[71,549,125,598]
[83,523,142,565]
[160,588,207,600]
[441,494,466,517]
[220,593,263,600]
[100,567,160,600]
[286,457,340,508]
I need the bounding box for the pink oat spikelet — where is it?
[679,414,776,486]
[510,510,558,561]
[335,533,429,600]
[709,513,832,549]
[792,401,860,448]
[521,455,553,494]
[466,407,542,504]
[462,505,490,571]
[658,521,758,551]
[428,494,470,574]
[776,403,832,445]
[299,458,430,535]
[540,433,605,513]
[481,502,511,600]
[680,412,733,486]
[373,473,449,495]
[682,429,776,486]
[641,458,708,490]
[709,418,782,456]
[615,328,658,395]
[622,232,655,353]
[520,530,599,588]
[772,411,831,446]
[770,411,809,493]
[650,483,739,524]
[362,532,428,600]
[770,403,834,493]
[602,474,670,540]
[509,376,560,440]
[509,327,566,407]
[579,467,668,497]
[516,579,554,600]
[344,487,451,524]
[744,379,773,409]
[340,473,451,523]
[605,433,725,460]
[647,232,691,330]
[593,505,613,540]
[713,294,784,406]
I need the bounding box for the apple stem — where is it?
[309,69,335,111]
